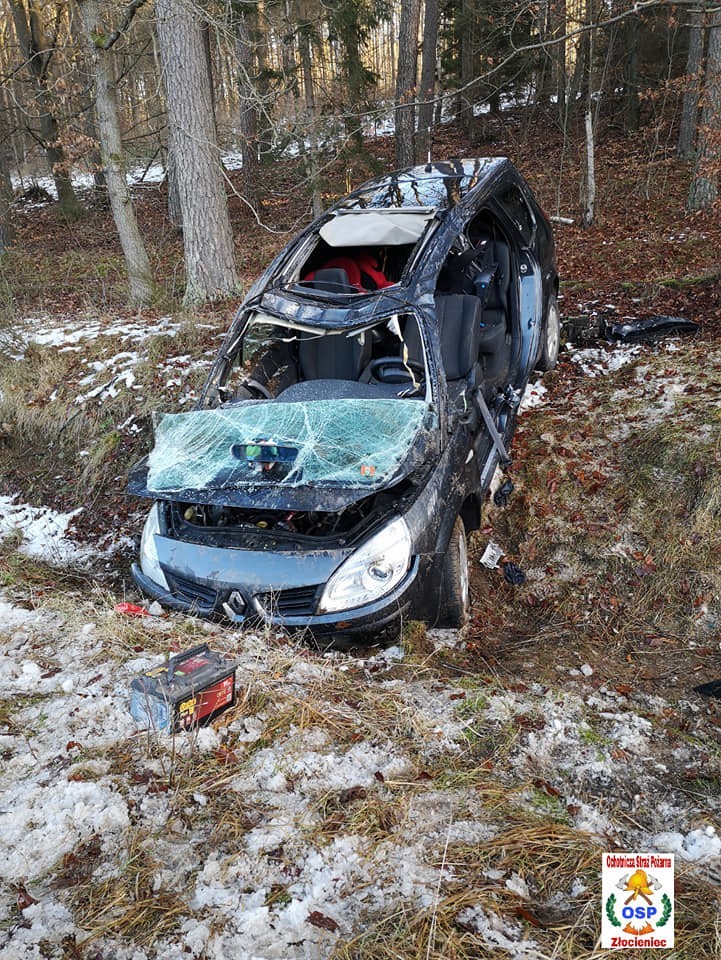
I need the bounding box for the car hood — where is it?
[127,397,436,512]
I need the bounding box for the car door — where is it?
[492,180,543,380]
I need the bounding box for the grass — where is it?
[0,308,226,509]
[70,831,188,948]
[486,340,721,665]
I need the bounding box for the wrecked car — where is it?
[128,158,559,642]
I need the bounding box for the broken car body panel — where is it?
[129,158,558,641]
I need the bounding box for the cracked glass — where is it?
[146,398,428,492]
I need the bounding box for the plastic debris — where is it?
[480,541,503,569]
[114,602,151,617]
[694,679,721,699]
[493,479,514,507]
[564,316,601,343]
[502,562,526,585]
[604,315,698,342]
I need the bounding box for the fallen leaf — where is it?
[306,911,338,933]
[16,884,38,911]
[533,778,561,798]
[516,906,544,928]
[215,745,240,766]
[339,785,367,803]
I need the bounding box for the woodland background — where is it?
[0,0,720,308]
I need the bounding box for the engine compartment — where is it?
[166,482,414,549]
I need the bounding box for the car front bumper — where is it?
[131,550,433,644]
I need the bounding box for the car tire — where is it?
[536,291,560,371]
[440,517,470,628]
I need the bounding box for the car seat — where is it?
[434,294,483,381]
[298,329,371,382]
[482,240,510,321]
[304,267,356,294]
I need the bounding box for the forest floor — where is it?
[1,112,721,959]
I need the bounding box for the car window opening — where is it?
[297,241,414,292]
[294,204,436,293]
[145,398,429,494]
[230,314,430,404]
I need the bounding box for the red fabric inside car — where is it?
[304,253,393,291]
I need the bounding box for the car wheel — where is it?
[536,291,560,371]
[440,517,470,628]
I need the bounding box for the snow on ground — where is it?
[519,377,548,411]
[0,495,132,565]
[6,312,221,418]
[22,315,185,350]
[1,575,719,957]
[1,328,720,956]
[570,343,641,377]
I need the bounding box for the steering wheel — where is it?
[235,378,273,400]
[369,356,424,385]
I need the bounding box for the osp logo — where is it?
[601,852,674,949]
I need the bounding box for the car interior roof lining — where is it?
[320,209,435,247]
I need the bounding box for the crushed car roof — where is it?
[337,157,508,211]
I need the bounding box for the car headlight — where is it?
[318,517,412,614]
[139,502,170,591]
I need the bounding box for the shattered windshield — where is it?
[146,398,428,492]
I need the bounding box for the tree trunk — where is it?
[0,149,15,253]
[155,0,239,304]
[83,108,106,192]
[166,133,183,227]
[677,7,706,160]
[8,0,82,220]
[395,0,421,168]
[624,13,640,131]
[688,10,721,211]
[459,0,475,135]
[78,0,155,306]
[298,18,323,217]
[581,108,596,226]
[416,0,439,162]
[234,3,260,204]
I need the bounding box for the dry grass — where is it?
[332,813,721,959]
[70,832,188,948]
[465,338,721,688]
[0,312,225,508]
